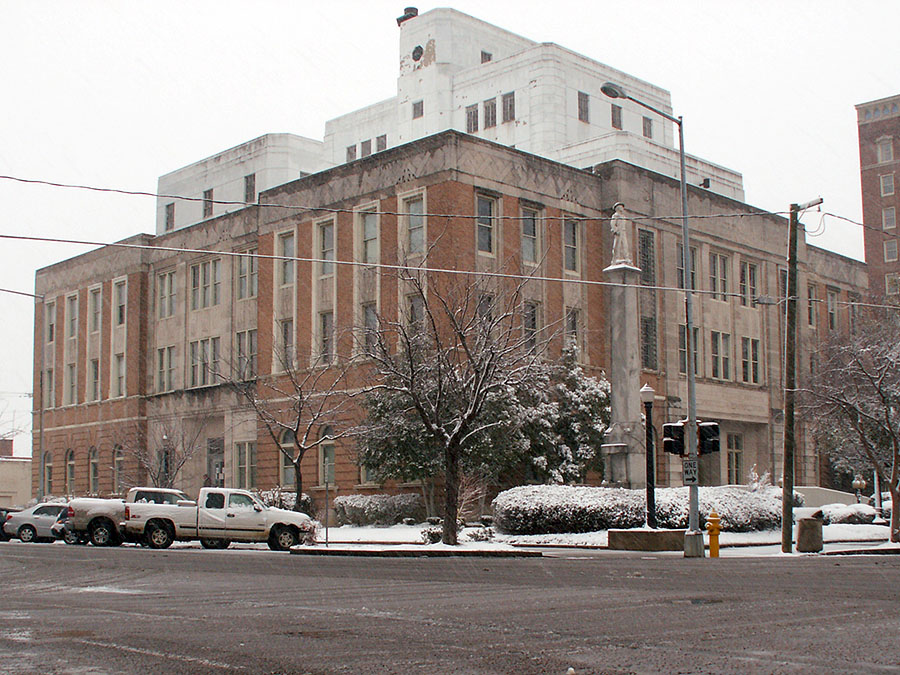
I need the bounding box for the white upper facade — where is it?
[157,7,743,233]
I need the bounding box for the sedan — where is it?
[3,503,68,542]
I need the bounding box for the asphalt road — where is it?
[1,541,898,674]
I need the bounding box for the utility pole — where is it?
[782,198,822,554]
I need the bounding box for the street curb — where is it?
[824,547,900,556]
[292,547,542,558]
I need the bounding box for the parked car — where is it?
[3,503,68,542]
[51,507,88,545]
[0,508,20,541]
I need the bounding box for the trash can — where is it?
[797,517,823,553]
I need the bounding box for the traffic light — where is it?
[662,421,685,456]
[698,421,720,455]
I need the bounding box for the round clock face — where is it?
[412,45,424,61]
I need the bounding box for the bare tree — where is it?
[361,267,554,544]
[117,416,211,489]
[802,309,900,542]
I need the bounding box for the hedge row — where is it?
[492,484,799,534]
[333,493,425,526]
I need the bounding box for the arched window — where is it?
[42,451,53,495]
[88,447,99,493]
[65,449,75,495]
[318,426,335,486]
[280,430,295,486]
[112,446,125,493]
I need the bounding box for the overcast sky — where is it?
[1,1,895,456]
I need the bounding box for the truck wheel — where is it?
[145,521,174,549]
[18,525,36,543]
[268,525,298,551]
[89,521,116,547]
[63,529,85,545]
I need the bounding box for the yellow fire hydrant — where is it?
[706,510,722,558]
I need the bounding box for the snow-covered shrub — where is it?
[332,493,425,526]
[464,526,494,542]
[421,526,443,544]
[492,484,791,534]
[256,488,313,515]
[819,503,876,525]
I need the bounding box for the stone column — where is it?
[600,262,645,488]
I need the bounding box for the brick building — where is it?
[856,95,900,297]
[33,131,866,504]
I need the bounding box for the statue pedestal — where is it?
[602,262,645,489]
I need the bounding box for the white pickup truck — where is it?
[122,487,316,551]
[66,487,191,547]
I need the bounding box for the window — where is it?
[90,359,100,401]
[190,260,220,309]
[361,211,378,264]
[203,189,214,218]
[244,173,256,204]
[89,288,101,332]
[65,450,75,495]
[711,331,731,380]
[44,368,54,408]
[165,203,175,231]
[565,307,580,348]
[676,243,697,291]
[412,100,424,119]
[88,448,99,493]
[376,134,387,152]
[638,230,655,284]
[280,233,295,285]
[884,207,896,230]
[477,294,493,323]
[346,145,357,162]
[483,98,497,128]
[157,345,175,392]
[237,250,258,299]
[881,174,895,196]
[235,329,257,380]
[642,116,653,138]
[564,219,579,272]
[360,139,372,157]
[66,295,78,338]
[578,91,589,123]
[502,92,515,123]
[476,196,495,253]
[885,239,899,262]
[481,50,492,63]
[158,271,176,318]
[611,104,622,130]
[45,301,56,343]
[279,319,294,369]
[204,492,224,509]
[807,284,817,327]
[739,262,757,307]
[466,104,479,133]
[405,196,424,254]
[849,293,860,335]
[407,294,424,328]
[189,337,219,387]
[521,208,538,264]
[115,281,126,325]
[280,431,296,486]
[523,301,539,352]
[319,427,335,485]
[709,253,729,301]
[319,221,334,276]
[42,451,53,495]
[66,363,76,405]
[779,269,788,300]
[362,303,378,355]
[114,353,125,397]
[113,447,124,493]
[320,312,334,364]
[726,434,743,484]
[887,273,900,296]
[827,290,838,330]
[678,325,699,376]
[235,442,257,489]
[741,337,760,384]
[877,139,894,163]
[641,317,658,370]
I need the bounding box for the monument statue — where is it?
[610,202,632,265]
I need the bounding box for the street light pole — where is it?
[602,82,702,555]
[640,384,657,528]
